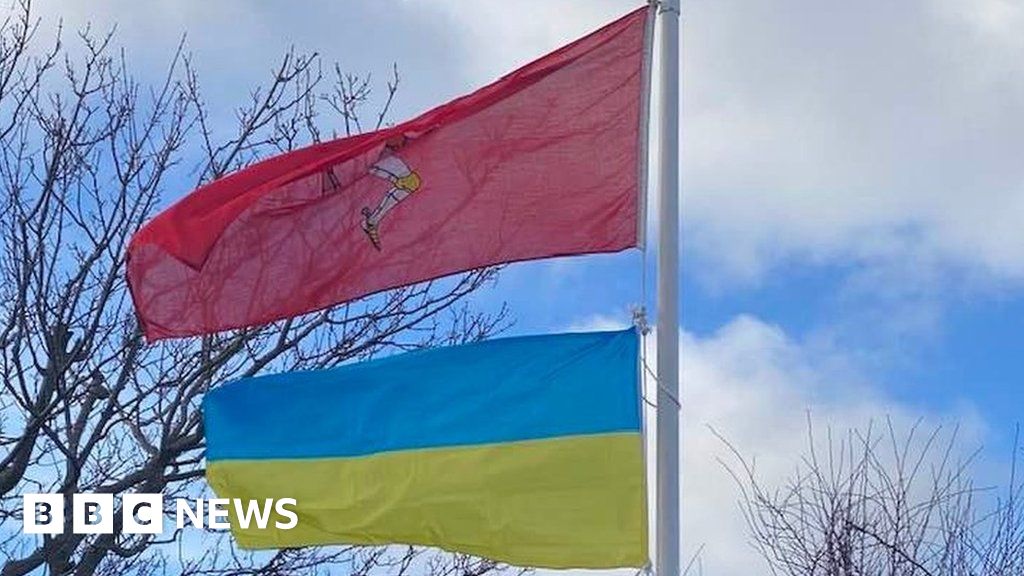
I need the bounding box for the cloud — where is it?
[561,311,990,574]
[566,313,634,333]
[36,0,1024,293]
[551,312,993,575]
[658,315,987,574]
[33,0,1024,299]
[29,0,472,121]
[682,0,1024,285]
[410,0,1024,290]
[404,0,637,86]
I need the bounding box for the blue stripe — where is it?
[204,329,639,461]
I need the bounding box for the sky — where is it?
[30,0,1024,573]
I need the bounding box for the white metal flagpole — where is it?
[654,0,681,575]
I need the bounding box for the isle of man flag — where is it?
[128,6,653,340]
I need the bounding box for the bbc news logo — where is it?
[23,494,298,535]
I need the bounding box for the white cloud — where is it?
[404,0,637,85]
[567,312,635,333]
[409,0,1024,290]
[35,0,1024,292]
[643,315,990,575]
[550,312,991,575]
[681,0,1024,285]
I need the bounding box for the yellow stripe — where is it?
[206,432,647,569]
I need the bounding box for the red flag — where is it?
[128,6,652,341]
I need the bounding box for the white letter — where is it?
[23,494,64,534]
[176,499,204,529]
[207,498,231,529]
[274,498,298,529]
[232,499,273,529]
[73,494,114,534]
[123,494,163,534]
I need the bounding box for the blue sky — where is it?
[34,0,1024,572]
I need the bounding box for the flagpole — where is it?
[654,0,681,575]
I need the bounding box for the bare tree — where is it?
[0,1,513,574]
[720,418,1024,576]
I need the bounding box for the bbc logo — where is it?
[24,494,298,535]
[23,494,163,535]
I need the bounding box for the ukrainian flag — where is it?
[204,329,647,569]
